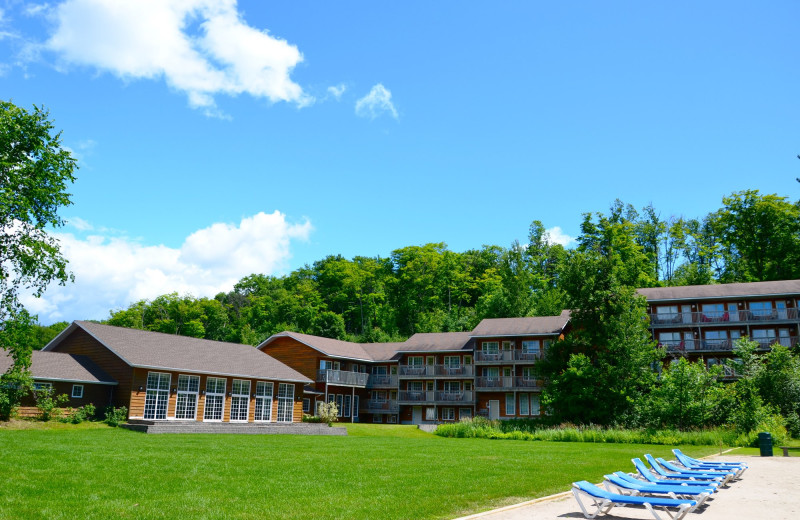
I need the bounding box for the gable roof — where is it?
[470,310,571,338]
[637,279,800,302]
[1,351,117,385]
[397,332,474,353]
[44,322,312,383]
[259,331,377,362]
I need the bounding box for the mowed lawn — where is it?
[0,423,722,520]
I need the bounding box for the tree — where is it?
[1,101,77,322]
[1,101,76,419]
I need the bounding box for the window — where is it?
[144,372,170,420]
[505,393,515,416]
[442,408,455,421]
[521,340,540,358]
[33,382,53,391]
[373,365,387,375]
[443,381,460,395]
[203,377,226,421]
[704,330,726,339]
[752,329,776,338]
[332,361,341,371]
[408,381,423,393]
[655,305,679,323]
[750,301,773,318]
[254,381,274,422]
[530,395,540,415]
[482,341,499,354]
[71,384,84,398]
[464,355,472,365]
[230,379,250,422]
[443,356,460,368]
[425,407,436,421]
[659,332,681,343]
[302,399,310,413]
[459,408,472,420]
[353,395,359,419]
[502,340,513,350]
[519,393,529,415]
[387,415,397,424]
[344,395,352,418]
[408,356,423,367]
[277,383,294,422]
[320,360,332,370]
[335,394,343,417]
[522,367,536,381]
[175,375,200,420]
[373,414,382,423]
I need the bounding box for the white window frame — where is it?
[443,356,460,368]
[203,377,226,422]
[344,395,352,418]
[387,414,397,424]
[353,395,359,419]
[530,395,540,415]
[335,394,343,417]
[254,381,274,422]
[277,383,294,422]
[442,408,455,421]
[505,393,515,416]
[175,374,200,420]
[459,407,472,420]
[482,341,499,354]
[33,382,53,391]
[519,393,529,415]
[144,372,170,420]
[71,384,84,398]
[302,398,310,413]
[229,379,251,422]
[521,340,540,355]
[425,407,436,421]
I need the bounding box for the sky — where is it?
[1,1,799,324]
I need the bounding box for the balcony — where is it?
[649,308,799,328]
[474,350,544,364]
[474,377,543,391]
[660,336,798,354]
[316,369,368,387]
[366,374,398,388]
[363,399,399,414]
[397,365,474,378]
[397,391,475,404]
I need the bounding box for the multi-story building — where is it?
[639,280,800,374]
[258,311,571,425]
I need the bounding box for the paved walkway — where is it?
[454,455,799,520]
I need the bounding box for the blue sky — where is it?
[2,1,798,324]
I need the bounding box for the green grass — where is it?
[0,423,723,520]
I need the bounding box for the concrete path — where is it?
[454,455,799,520]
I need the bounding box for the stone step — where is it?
[121,421,347,435]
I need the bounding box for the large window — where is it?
[425,407,436,421]
[335,394,343,417]
[353,395,359,419]
[521,340,540,358]
[277,383,294,422]
[144,372,170,420]
[530,395,540,415]
[254,381,273,422]
[519,393,529,415]
[203,377,226,421]
[750,301,773,318]
[175,375,200,420]
[230,379,250,422]
[442,408,455,421]
[482,341,499,354]
[344,395,352,418]
[505,393,515,416]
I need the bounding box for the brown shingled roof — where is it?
[259,331,376,361]
[45,322,312,383]
[0,351,117,384]
[470,310,571,337]
[398,332,474,352]
[637,280,800,302]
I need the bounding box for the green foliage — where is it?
[316,401,338,425]
[33,387,69,421]
[0,100,76,323]
[0,309,37,420]
[103,406,128,427]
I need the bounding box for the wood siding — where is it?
[259,337,321,380]
[15,381,114,418]
[48,328,133,410]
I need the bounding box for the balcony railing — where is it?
[366,374,399,388]
[363,399,399,413]
[316,369,368,387]
[397,365,475,378]
[474,350,544,363]
[650,308,799,327]
[474,377,543,391]
[660,336,798,353]
[397,391,474,404]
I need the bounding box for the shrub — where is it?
[68,403,97,424]
[104,406,127,427]
[34,387,69,421]
[316,402,339,426]
[302,414,323,423]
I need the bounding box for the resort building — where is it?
[41,321,311,423]
[639,280,800,373]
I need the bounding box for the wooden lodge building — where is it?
[13,279,800,425]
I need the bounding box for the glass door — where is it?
[254,381,273,422]
[230,379,250,422]
[175,375,200,420]
[143,372,170,420]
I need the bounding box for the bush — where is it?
[65,403,96,424]
[104,406,127,427]
[316,402,339,426]
[302,414,323,423]
[34,387,69,421]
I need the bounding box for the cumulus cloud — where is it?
[43,0,311,114]
[326,83,346,100]
[355,83,398,120]
[545,226,576,247]
[21,211,312,323]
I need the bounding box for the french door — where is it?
[230,379,250,422]
[254,381,273,422]
[175,375,200,419]
[203,377,226,421]
[144,372,170,420]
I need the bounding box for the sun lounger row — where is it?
[572,449,747,520]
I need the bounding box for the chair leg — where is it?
[572,488,614,519]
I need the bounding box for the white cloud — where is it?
[43,0,311,114]
[355,83,398,120]
[327,83,346,100]
[21,211,312,323]
[545,226,576,247]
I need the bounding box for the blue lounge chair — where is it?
[655,456,736,484]
[645,454,733,485]
[632,458,722,489]
[603,473,713,509]
[672,449,747,478]
[572,480,697,520]
[612,471,719,492]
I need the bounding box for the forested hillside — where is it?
[34,190,800,348]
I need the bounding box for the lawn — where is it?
[0,423,723,520]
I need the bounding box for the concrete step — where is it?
[122,420,347,435]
